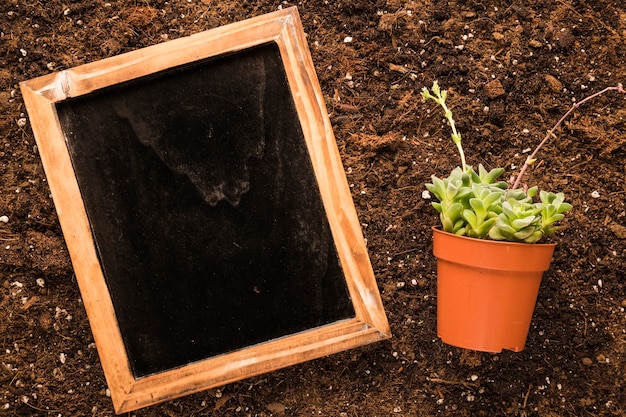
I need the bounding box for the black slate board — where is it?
[56,42,355,378]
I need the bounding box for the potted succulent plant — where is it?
[422,81,624,353]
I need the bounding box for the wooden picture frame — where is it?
[20,7,390,414]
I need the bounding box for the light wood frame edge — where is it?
[20,7,390,414]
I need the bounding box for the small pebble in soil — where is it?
[0,215,8,223]
[544,74,564,93]
[483,79,505,99]
[596,353,606,362]
[591,190,600,198]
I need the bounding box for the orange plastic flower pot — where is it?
[432,227,556,353]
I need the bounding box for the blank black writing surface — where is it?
[56,42,355,378]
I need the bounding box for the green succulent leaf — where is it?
[535,191,573,237]
[462,209,477,228]
[447,202,464,220]
[527,186,538,198]
[511,216,538,230]
[521,230,544,243]
[513,226,539,241]
[483,190,503,208]
[426,176,446,200]
[468,198,486,218]
[487,226,507,241]
[477,164,506,184]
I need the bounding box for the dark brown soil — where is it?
[2,1,625,416]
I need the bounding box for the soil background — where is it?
[1,1,626,416]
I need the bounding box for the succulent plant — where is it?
[422,81,623,243]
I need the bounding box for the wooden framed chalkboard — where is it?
[20,7,390,414]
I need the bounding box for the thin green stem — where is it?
[440,101,467,171]
[422,82,467,171]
